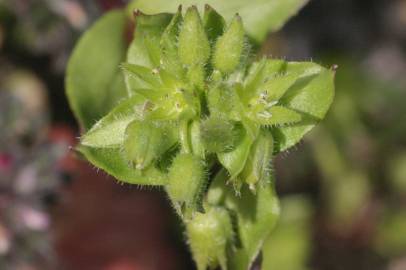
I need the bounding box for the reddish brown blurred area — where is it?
[53,148,184,270]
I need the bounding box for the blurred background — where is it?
[0,0,405,269]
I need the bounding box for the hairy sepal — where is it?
[166,153,207,219]
[187,207,233,270]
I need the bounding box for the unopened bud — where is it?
[178,6,210,66]
[187,207,233,270]
[213,15,245,73]
[166,153,206,217]
[201,117,237,153]
[123,120,165,170]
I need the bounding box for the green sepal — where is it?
[160,7,184,77]
[80,95,146,148]
[145,88,200,121]
[240,59,268,103]
[178,120,205,157]
[241,116,260,140]
[121,63,162,89]
[241,59,286,103]
[190,120,205,158]
[187,64,206,89]
[127,11,173,67]
[77,146,167,185]
[126,11,172,95]
[240,129,274,190]
[123,120,178,170]
[218,128,254,181]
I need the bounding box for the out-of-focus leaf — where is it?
[127,0,309,42]
[374,209,406,257]
[262,195,313,270]
[207,170,280,270]
[66,10,127,130]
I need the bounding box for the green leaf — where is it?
[127,0,309,43]
[273,63,335,152]
[259,72,299,102]
[207,170,280,270]
[80,96,146,148]
[66,10,127,130]
[78,146,167,185]
[255,105,302,126]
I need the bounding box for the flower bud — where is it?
[123,120,168,170]
[187,207,233,270]
[166,153,206,216]
[213,15,245,74]
[200,117,236,153]
[178,6,210,66]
